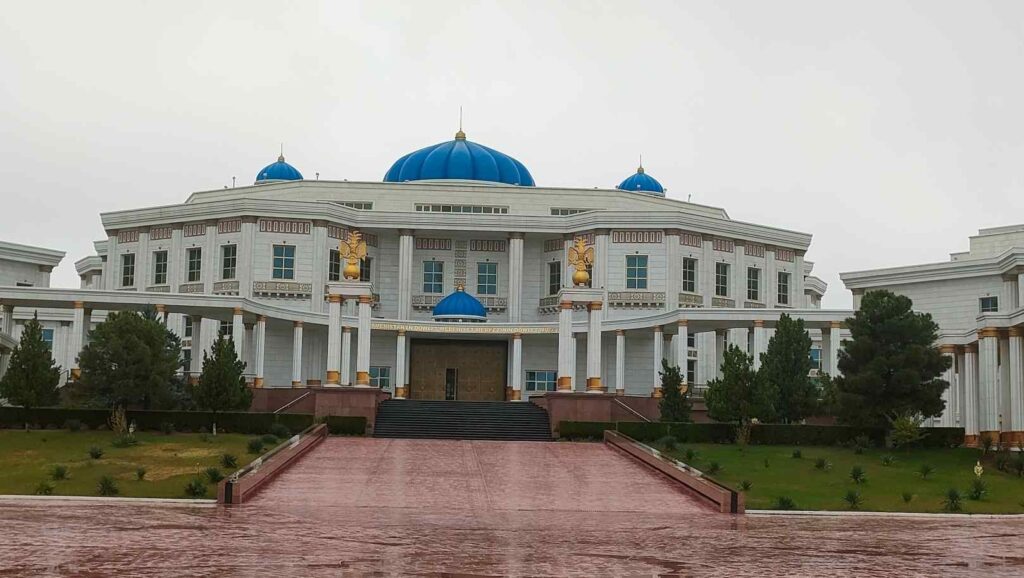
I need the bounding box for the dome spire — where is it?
[455,105,466,140]
[279,143,285,163]
[637,153,644,174]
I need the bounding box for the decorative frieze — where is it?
[612,230,663,244]
[218,219,241,234]
[116,230,139,244]
[213,280,240,294]
[415,238,452,251]
[746,243,765,258]
[744,301,766,309]
[678,293,704,308]
[253,280,313,297]
[258,219,311,235]
[178,282,205,293]
[543,239,563,253]
[607,291,666,308]
[469,240,507,252]
[183,223,207,237]
[145,285,171,293]
[775,248,795,262]
[326,225,378,246]
[712,297,736,307]
[372,321,556,335]
[679,232,702,248]
[150,226,173,241]
[712,238,734,253]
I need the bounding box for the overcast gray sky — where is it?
[2,1,1022,308]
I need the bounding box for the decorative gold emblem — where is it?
[974,461,984,478]
[567,236,594,286]
[338,229,367,280]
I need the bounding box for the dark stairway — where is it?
[373,400,552,441]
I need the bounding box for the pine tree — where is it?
[658,359,691,422]
[835,290,950,428]
[759,313,818,423]
[705,344,776,426]
[0,314,61,429]
[188,331,250,434]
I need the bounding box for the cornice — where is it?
[841,248,1024,289]
[0,241,65,267]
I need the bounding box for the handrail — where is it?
[613,398,651,422]
[273,390,313,414]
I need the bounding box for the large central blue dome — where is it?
[384,131,535,186]
[432,286,487,322]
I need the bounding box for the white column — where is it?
[594,230,610,291]
[511,333,523,400]
[1008,327,1024,439]
[252,316,266,387]
[615,330,626,395]
[765,248,778,308]
[395,330,407,398]
[978,329,1000,439]
[828,321,842,376]
[665,230,681,311]
[1018,272,1024,312]
[964,344,979,439]
[939,346,956,427]
[232,307,245,361]
[557,300,573,391]
[508,233,524,322]
[202,222,217,292]
[238,218,256,299]
[752,320,767,370]
[243,322,254,380]
[794,251,806,308]
[291,321,304,387]
[715,329,726,380]
[570,333,578,390]
[341,326,352,386]
[952,348,964,427]
[355,295,372,386]
[326,295,342,385]
[137,229,150,291]
[103,233,118,290]
[586,302,603,392]
[700,238,715,306]
[1,304,14,380]
[68,302,85,380]
[189,315,204,379]
[398,230,414,320]
[732,242,746,306]
[728,328,749,353]
[676,321,688,373]
[311,222,329,313]
[652,325,664,397]
[1004,276,1020,312]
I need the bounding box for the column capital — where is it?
[512,332,522,339]
[359,295,373,304]
[965,342,978,354]
[752,319,763,328]
[232,307,243,316]
[398,228,415,236]
[294,320,303,328]
[616,329,625,336]
[1008,326,1024,338]
[155,304,166,313]
[508,232,525,240]
[257,315,267,323]
[654,325,663,334]
[587,301,603,311]
[73,301,85,309]
[829,321,842,329]
[343,326,351,333]
[979,327,1001,339]
[677,319,688,327]
[398,329,406,337]
[939,344,957,354]
[328,294,343,303]
[560,301,573,310]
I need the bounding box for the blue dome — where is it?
[255,155,303,183]
[384,131,535,186]
[432,286,487,321]
[617,166,664,196]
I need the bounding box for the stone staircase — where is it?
[373,399,552,441]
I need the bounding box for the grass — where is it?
[0,430,254,499]
[656,442,1024,514]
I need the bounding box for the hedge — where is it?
[557,421,613,440]
[324,416,367,436]
[0,407,314,435]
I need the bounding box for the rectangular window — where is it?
[360,256,372,283]
[187,248,202,282]
[183,315,193,338]
[370,366,391,389]
[121,253,135,287]
[980,296,999,313]
[153,251,168,285]
[272,245,295,280]
[777,271,791,305]
[221,245,237,280]
[747,267,761,301]
[423,261,444,293]
[687,333,695,348]
[715,262,730,297]
[686,359,697,385]
[477,262,497,295]
[626,255,648,289]
[219,320,232,338]
[682,258,697,293]
[329,249,341,282]
[548,261,561,295]
[525,370,557,392]
[810,348,821,371]
[41,328,54,350]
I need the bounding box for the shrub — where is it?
[247,438,264,454]
[64,419,83,432]
[260,433,279,446]
[844,490,862,510]
[111,435,138,448]
[814,458,832,471]
[942,488,963,512]
[657,436,678,451]
[97,476,119,496]
[160,421,175,435]
[849,465,867,484]
[740,480,752,491]
[917,464,935,480]
[901,492,914,504]
[772,496,797,510]
[50,465,69,481]
[136,467,147,481]
[221,454,238,469]
[968,479,987,501]
[707,461,722,475]
[683,448,697,462]
[205,467,224,483]
[791,449,802,459]
[980,434,995,454]
[88,446,104,459]
[199,433,212,443]
[35,481,55,495]
[184,478,207,498]
[269,423,291,439]
[763,458,770,469]
[881,455,895,467]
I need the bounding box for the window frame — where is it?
[548,261,561,296]
[370,366,391,389]
[120,253,136,288]
[423,261,444,294]
[221,244,237,280]
[153,250,168,285]
[525,370,557,392]
[272,244,296,280]
[777,271,791,305]
[747,267,761,301]
[41,328,54,350]
[477,262,497,295]
[186,247,202,283]
[360,256,372,283]
[715,262,730,297]
[681,257,698,293]
[979,296,999,313]
[328,249,341,282]
[625,254,649,290]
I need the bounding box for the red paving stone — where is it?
[1,438,1023,576]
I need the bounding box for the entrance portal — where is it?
[409,339,507,401]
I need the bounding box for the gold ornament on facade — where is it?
[567,236,595,287]
[338,230,368,280]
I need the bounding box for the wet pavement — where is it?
[2,438,1023,576]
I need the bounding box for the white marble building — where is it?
[842,225,1024,444]
[0,241,66,379]
[0,130,846,402]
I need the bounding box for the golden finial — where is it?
[338,229,368,280]
[455,105,466,140]
[456,283,465,291]
[567,236,595,286]
[279,143,285,163]
[637,153,644,174]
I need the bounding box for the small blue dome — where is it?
[432,286,487,321]
[255,155,303,183]
[617,166,664,196]
[384,131,534,186]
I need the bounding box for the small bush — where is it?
[136,467,147,481]
[199,433,212,443]
[968,479,987,501]
[88,446,104,459]
[814,457,832,471]
[844,490,862,510]
[657,436,678,451]
[260,433,279,446]
[160,421,175,435]
[50,465,69,481]
[35,481,55,496]
[64,419,83,432]
[942,488,963,512]
[683,448,697,462]
[205,467,224,483]
[221,454,238,469]
[247,438,264,454]
[980,434,995,454]
[740,480,752,491]
[901,492,914,504]
[791,449,802,459]
[269,423,291,439]
[707,461,722,475]
[917,464,935,480]
[763,458,770,469]
[881,455,895,467]
[184,478,208,498]
[111,435,138,448]
[97,476,119,496]
[849,465,867,484]
[772,496,797,510]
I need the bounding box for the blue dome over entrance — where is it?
[255,155,303,183]
[617,165,664,196]
[384,131,535,186]
[432,286,487,322]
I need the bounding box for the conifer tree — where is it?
[705,344,777,426]
[0,314,61,429]
[759,313,817,423]
[188,332,250,434]
[658,359,691,422]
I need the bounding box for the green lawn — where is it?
[653,442,1024,514]
[0,430,254,499]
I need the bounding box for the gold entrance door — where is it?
[409,339,508,400]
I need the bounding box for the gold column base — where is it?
[356,371,370,385]
[556,376,572,391]
[980,431,999,446]
[511,390,522,401]
[188,375,199,386]
[963,434,979,447]
[253,377,264,388]
[998,431,1024,445]
[70,368,81,381]
[615,388,625,396]
[586,377,604,392]
[291,380,303,388]
[326,370,340,385]
[651,388,663,398]
[395,386,407,399]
